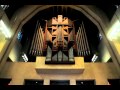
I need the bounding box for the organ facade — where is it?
[29,15,90,64]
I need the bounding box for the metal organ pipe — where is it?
[39,25,43,55]
[76,22,90,56]
[78,27,82,56]
[80,25,84,56]
[81,24,87,56]
[40,26,44,53]
[76,29,79,55]
[29,20,45,56]
[29,20,38,55]
[77,27,81,56]
[32,20,39,55]
[34,23,39,55]
[79,26,84,56]
[38,27,41,55]
[82,21,90,55]
[81,22,88,55]
[35,22,41,55]
[37,23,41,55]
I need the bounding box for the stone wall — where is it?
[0,61,119,85]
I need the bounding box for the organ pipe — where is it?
[76,22,90,56]
[32,21,39,55]
[79,26,84,56]
[81,22,88,55]
[39,25,43,55]
[29,20,39,55]
[29,20,44,56]
[76,28,79,55]
[36,23,39,55]
[40,26,44,52]
[81,24,87,56]
[78,27,82,56]
[37,23,41,55]
[82,21,90,55]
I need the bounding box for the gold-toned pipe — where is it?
[76,28,80,55]
[79,26,84,56]
[39,25,42,55]
[32,20,39,55]
[34,23,39,55]
[30,20,39,55]
[82,21,90,55]
[81,23,87,56]
[37,23,41,55]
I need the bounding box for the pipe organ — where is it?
[29,15,90,64]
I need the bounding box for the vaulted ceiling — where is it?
[4,5,117,21]
[1,5,117,62]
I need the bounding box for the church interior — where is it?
[0,5,120,85]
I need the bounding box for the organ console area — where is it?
[29,15,90,64]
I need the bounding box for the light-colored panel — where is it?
[0,31,6,53]
[36,57,84,73]
[0,61,119,85]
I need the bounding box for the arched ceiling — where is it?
[15,5,107,62]
[21,6,101,62]
[1,5,115,63]
[8,5,111,57]
[4,5,117,21]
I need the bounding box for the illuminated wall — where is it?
[98,39,111,62]
[0,19,11,54]
[0,31,6,53]
[9,39,22,62]
[0,7,11,61]
[107,7,120,55]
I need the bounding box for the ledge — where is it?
[35,57,85,74]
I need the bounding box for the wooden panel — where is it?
[36,57,85,74]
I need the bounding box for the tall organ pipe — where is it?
[76,28,80,55]
[78,27,82,56]
[82,21,90,55]
[77,27,81,56]
[37,23,40,55]
[79,26,84,56]
[34,22,40,55]
[37,23,42,55]
[81,24,87,56]
[39,25,43,55]
[30,20,39,55]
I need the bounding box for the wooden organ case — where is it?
[29,15,90,64]
[45,15,75,64]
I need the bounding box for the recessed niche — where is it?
[64,29,68,32]
[50,80,70,85]
[53,29,56,32]
[0,78,11,85]
[76,80,95,85]
[24,79,44,85]
[108,79,120,85]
